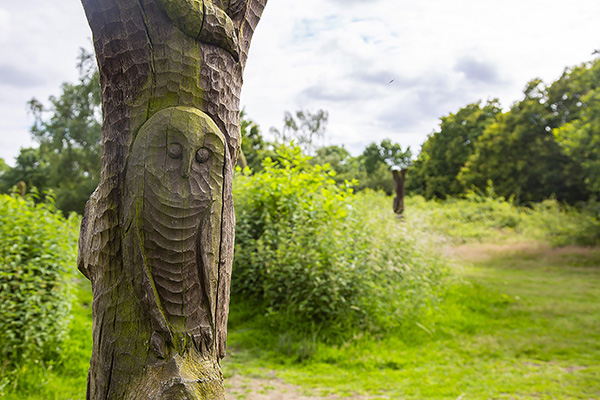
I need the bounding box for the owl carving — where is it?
[122,106,233,359]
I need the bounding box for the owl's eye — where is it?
[196,148,210,163]
[168,143,183,159]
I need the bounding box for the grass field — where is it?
[2,194,599,399]
[223,242,600,399]
[222,194,600,400]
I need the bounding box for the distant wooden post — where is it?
[392,167,407,216]
[16,181,26,198]
[77,0,267,398]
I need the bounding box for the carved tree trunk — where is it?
[77,1,266,398]
[392,168,407,215]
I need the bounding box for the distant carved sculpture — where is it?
[392,167,407,216]
[16,181,26,198]
[77,0,266,398]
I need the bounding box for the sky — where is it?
[1,0,599,166]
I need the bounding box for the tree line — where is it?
[0,50,412,215]
[238,109,412,196]
[0,49,101,215]
[408,57,600,204]
[1,51,599,214]
[240,53,600,206]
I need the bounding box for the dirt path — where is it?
[225,373,376,400]
[444,240,598,263]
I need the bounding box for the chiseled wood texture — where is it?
[77,1,266,398]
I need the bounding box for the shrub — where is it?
[0,191,78,365]
[233,147,364,336]
[407,192,522,243]
[409,190,600,246]
[232,146,449,341]
[524,199,600,246]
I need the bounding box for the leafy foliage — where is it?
[361,139,412,173]
[409,57,600,204]
[554,85,600,195]
[270,109,329,155]
[310,145,360,186]
[0,192,79,366]
[408,100,501,199]
[238,109,273,172]
[410,190,600,246]
[458,80,587,204]
[1,49,101,214]
[232,146,364,336]
[356,139,412,195]
[232,145,447,341]
[0,149,50,195]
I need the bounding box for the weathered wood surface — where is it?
[77,1,266,398]
[392,168,407,215]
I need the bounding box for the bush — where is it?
[524,199,600,246]
[233,147,364,336]
[408,191,522,243]
[408,190,600,246]
[232,146,449,341]
[0,191,78,366]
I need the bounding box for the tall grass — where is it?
[408,192,600,246]
[230,145,451,355]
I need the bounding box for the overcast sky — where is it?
[1,0,599,165]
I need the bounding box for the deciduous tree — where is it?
[459,80,587,203]
[1,50,101,214]
[408,100,500,199]
[271,109,329,155]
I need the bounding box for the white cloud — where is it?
[2,0,600,165]
[243,0,600,154]
[0,0,91,165]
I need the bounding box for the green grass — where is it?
[224,244,600,399]
[407,194,600,247]
[2,192,599,399]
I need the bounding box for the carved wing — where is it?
[216,145,234,358]
[155,0,240,60]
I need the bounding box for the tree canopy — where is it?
[1,49,101,214]
[6,51,600,212]
[270,109,329,155]
[408,100,500,199]
[409,57,600,204]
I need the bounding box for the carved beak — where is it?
[181,151,193,178]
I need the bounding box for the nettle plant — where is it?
[232,146,369,337]
[0,191,78,364]
[232,145,450,342]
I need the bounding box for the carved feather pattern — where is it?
[142,169,211,333]
[121,107,226,358]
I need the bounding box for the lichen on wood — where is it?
[77,0,266,398]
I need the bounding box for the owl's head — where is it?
[126,107,227,200]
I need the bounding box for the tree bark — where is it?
[77,1,266,398]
